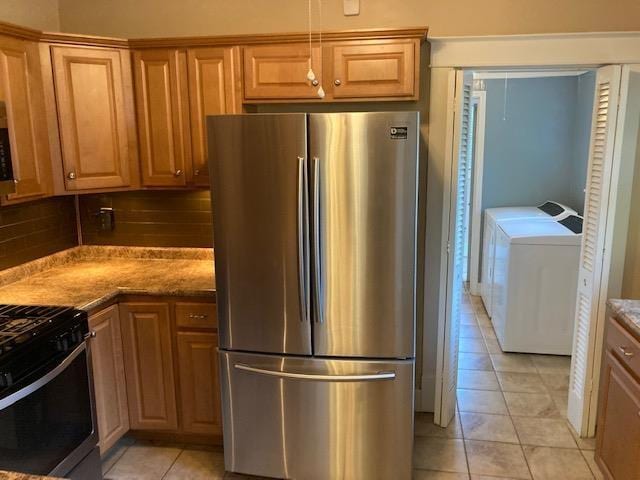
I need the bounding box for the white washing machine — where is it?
[480,201,576,317]
[491,215,582,355]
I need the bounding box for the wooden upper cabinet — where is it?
[243,43,321,100]
[51,46,137,191]
[177,331,222,435]
[119,302,178,431]
[89,305,129,454]
[0,36,51,203]
[328,40,419,99]
[134,49,190,187]
[187,47,240,187]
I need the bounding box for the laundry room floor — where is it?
[412,288,602,480]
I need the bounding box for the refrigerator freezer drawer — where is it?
[219,351,414,480]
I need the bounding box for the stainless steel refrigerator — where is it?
[207,112,419,480]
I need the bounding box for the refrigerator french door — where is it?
[208,112,419,480]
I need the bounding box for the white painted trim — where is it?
[473,70,588,80]
[429,32,640,68]
[469,91,486,296]
[433,69,458,426]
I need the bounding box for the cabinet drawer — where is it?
[175,302,217,329]
[607,316,640,375]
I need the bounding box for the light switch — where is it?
[343,0,360,16]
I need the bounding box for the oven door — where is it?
[0,342,98,477]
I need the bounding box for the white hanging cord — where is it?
[307,0,315,81]
[316,0,325,98]
[502,72,509,121]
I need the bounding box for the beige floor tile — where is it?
[413,470,470,479]
[105,444,182,480]
[413,437,468,473]
[471,476,526,480]
[476,315,492,327]
[480,326,497,340]
[164,449,226,480]
[496,372,547,394]
[539,373,570,393]
[490,354,538,373]
[460,337,489,354]
[566,423,597,451]
[483,338,503,354]
[461,324,483,338]
[461,313,478,325]
[458,370,500,391]
[523,446,594,479]
[504,392,561,418]
[415,412,463,439]
[581,451,604,480]
[458,389,508,415]
[459,353,494,371]
[531,355,572,374]
[101,438,135,475]
[551,392,568,418]
[512,417,577,448]
[465,440,531,479]
[460,412,518,443]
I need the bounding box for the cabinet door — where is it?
[595,350,640,479]
[89,305,129,454]
[177,331,221,435]
[51,46,133,190]
[0,37,51,203]
[243,44,322,100]
[187,47,240,187]
[134,49,191,187]
[119,302,178,431]
[329,40,418,99]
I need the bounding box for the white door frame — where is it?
[430,32,640,433]
[468,91,486,296]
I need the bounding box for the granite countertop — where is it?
[608,299,640,337]
[0,472,62,480]
[0,246,215,311]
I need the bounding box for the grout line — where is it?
[160,448,185,480]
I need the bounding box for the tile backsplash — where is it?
[78,190,213,248]
[0,196,78,270]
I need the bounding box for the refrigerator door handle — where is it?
[312,156,324,323]
[297,156,310,323]
[234,363,396,382]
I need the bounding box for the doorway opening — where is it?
[436,64,640,440]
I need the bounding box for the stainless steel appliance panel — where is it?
[220,351,414,480]
[207,114,312,355]
[309,112,419,358]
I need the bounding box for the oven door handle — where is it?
[0,342,86,410]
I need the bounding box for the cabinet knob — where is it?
[67,172,76,180]
[84,330,96,340]
[174,169,183,177]
[189,313,208,320]
[194,169,200,176]
[13,179,18,185]
[619,346,635,357]
[334,79,342,86]
[312,79,319,87]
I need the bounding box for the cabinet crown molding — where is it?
[0,20,427,49]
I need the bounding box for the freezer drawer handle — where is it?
[234,363,395,382]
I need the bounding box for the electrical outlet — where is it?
[343,0,360,16]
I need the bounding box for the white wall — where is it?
[0,0,60,31]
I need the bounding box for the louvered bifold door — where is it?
[567,65,622,435]
[436,71,473,427]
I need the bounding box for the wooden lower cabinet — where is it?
[88,305,129,454]
[177,331,221,435]
[595,315,640,479]
[119,302,179,431]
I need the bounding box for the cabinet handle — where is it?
[188,313,208,320]
[67,172,76,180]
[619,346,635,357]
[174,169,183,177]
[334,79,341,86]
